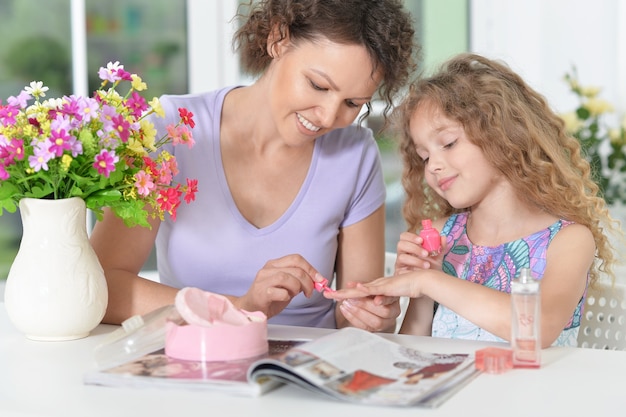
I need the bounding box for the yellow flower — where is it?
[560,111,584,133]
[131,74,147,92]
[126,137,148,156]
[140,119,157,151]
[581,85,601,98]
[60,155,73,172]
[585,98,614,116]
[149,98,165,118]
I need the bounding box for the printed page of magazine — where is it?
[84,339,308,397]
[247,327,480,407]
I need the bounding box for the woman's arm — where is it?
[90,208,178,324]
[399,297,434,335]
[333,205,400,332]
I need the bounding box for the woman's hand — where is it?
[395,231,446,274]
[235,254,322,318]
[335,282,400,332]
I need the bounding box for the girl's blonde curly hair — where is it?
[392,53,619,286]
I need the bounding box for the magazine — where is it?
[84,327,480,407]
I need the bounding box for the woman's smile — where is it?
[296,113,321,133]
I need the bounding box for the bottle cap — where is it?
[475,347,513,374]
[421,219,432,228]
[518,268,532,283]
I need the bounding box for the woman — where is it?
[90,0,418,331]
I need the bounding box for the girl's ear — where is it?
[266,23,290,59]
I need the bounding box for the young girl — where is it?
[326,53,619,347]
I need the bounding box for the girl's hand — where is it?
[236,254,321,318]
[395,232,446,274]
[324,272,423,301]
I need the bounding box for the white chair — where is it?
[577,280,626,350]
[384,251,397,277]
[384,252,410,333]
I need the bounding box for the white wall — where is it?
[186,0,240,93]
[470,0,625,116]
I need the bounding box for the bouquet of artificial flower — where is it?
[0,61,198,227]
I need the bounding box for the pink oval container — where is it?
[165,311,268,362]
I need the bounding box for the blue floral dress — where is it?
[431,212,586,347]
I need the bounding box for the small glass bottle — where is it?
[510,268,541,368]
[419,219,441,257]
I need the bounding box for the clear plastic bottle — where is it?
[510,268,541,368]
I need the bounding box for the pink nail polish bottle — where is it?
[419,219,441,257]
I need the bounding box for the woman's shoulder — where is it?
[158,86,238,116]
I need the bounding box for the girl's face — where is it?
[265,36,382,145]
[409,102,502,209]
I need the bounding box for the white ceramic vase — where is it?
[4,197,108,341]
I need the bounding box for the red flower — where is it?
[178,107,195,128]
[184,178,198,203]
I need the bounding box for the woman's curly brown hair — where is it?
[393,53,619,286]
[233,0,418,124]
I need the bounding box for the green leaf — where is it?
[0,198,18,214]
[112,199,152,229]
[0,182,19,200]
[576,107,590,120]
[84,190,123,211]
[25,184,54,199]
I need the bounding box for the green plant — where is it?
[562,69,626,205]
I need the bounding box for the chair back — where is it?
[578,280,626,350]
[384,252,397,277]
[384,252,411,333]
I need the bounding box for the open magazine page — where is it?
[248,327,479,407]
[84,339,308,397]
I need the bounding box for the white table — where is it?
[1,302,625,417]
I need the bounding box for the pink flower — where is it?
[112,114,131,142]
[49,129,72,157]
[125,91,148,118]
[166,125,195,148]
[0,164,9,180]
[93,149,119,177]
[4,138,25,163]
[29,145,53,172]
[98,61,126,83]
[134,170,155,197]
[0,105,20,126]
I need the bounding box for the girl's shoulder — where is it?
[439,212,468,235]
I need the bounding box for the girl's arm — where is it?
[328,223,594,347]
[418,223,593,347]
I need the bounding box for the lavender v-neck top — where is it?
[150,87,385,328]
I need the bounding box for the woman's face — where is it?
[264,36,382,145]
